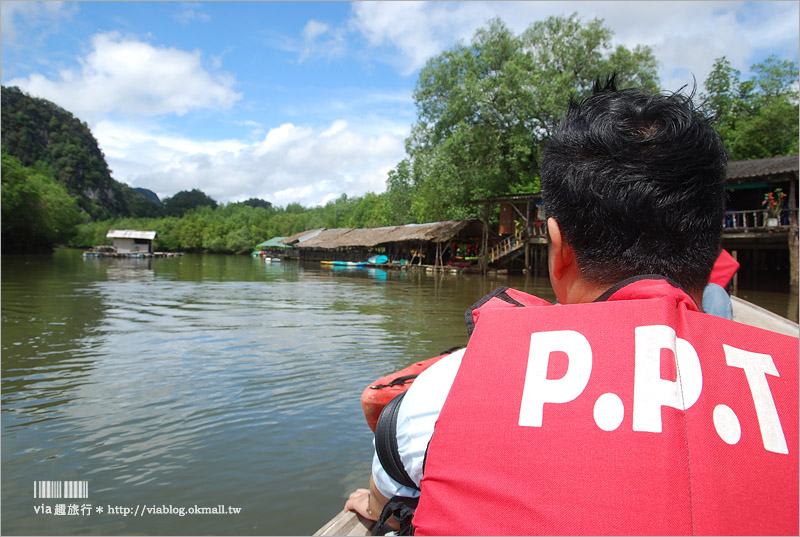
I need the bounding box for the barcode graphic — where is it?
[33,481,88,499]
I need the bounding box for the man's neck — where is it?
[560,279,612,305]
[563,277,704,311]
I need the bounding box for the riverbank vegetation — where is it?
[2,16,798,254]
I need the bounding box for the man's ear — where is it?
[547,217,574,280]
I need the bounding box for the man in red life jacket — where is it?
[703,249,740,319]
[345,78,799,535]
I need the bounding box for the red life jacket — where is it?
[709,249,740,288]
[414,278,798,536]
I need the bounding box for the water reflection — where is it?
[82,256,155,282]
[4,251,441,534]
[2,253,107,423]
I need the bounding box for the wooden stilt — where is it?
[788,177,798,294]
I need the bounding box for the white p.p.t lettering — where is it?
[519,330,592,427]
[723,344,788,454]
[633,325,703,433]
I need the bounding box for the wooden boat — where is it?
[315,296,798,536]
[314,510,373,536]
[730,295,798,337]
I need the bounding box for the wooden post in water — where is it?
[525,200,532,274]
[788,177,798,295]
[480,206,489,273]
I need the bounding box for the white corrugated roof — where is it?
[106,229,157,240]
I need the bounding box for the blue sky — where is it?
[2,1,798,208]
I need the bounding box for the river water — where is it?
[1,250,794,535]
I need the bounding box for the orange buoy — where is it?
[361,347,462,432]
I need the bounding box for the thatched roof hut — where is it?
[281,220,481,250]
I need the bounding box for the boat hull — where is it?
[321,260,367,267]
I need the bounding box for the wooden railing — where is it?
[486,222,548,265]
[529,222,548,237]
[488,234,525,263]
[725,209,797,230]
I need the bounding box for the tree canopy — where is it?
[162,189,219,217]
[1,154,84,253]
[385,14,660,223]
[1,85,162,220]
[240,198,273,210]
[701,55,799,160]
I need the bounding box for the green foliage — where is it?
[384,160,414,224]
[1,85,161,220]
[240,198,273,210]
[121,184,165,218]
[388,15,660,223]
[701,55,799,160]
[2,154,84,252]
[70,188,408,255]
[163,189,219,217]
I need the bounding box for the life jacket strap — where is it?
[375,392,419,491]
[371,495,419,536]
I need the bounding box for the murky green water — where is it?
[1,249,794,535]
[1,250,557,535]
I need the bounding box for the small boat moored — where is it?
[321,260,368,267]
[368,255,389,265]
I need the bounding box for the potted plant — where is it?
[763,188,786,227]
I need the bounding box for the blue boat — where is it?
[367,255,389,264]
[321,260,367,267]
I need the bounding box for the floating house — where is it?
[254,236,291,257]
[471,193,547,273]
[721,155,798,292]
[106,229,156,254]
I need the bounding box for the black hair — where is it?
[540,76,728,291]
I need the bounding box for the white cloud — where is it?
[303,19,330,41]
[173,2,212,25]
[96,119,406,207]
[298,18,347,63]
[7,32,241,121]
[350,1,488,75]
[349,1,799,88]
[568,1,789,90]
[1,0,77,47]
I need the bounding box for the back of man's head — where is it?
[541,78,728,293]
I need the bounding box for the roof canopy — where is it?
[726,155,798,185]
[471,193,542,206]
[106,229,156,240]
[256,236,291,249]
[281,220,481,249]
